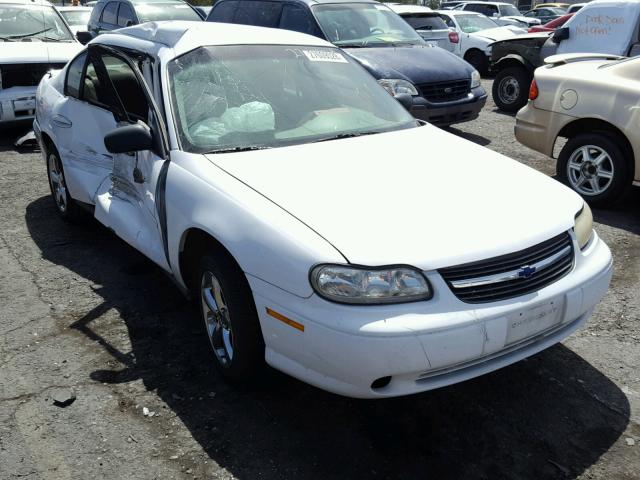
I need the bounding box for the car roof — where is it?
[56,5,92,10]
[95,20,332,57]
[388,4,433,14]
[461,1,515,5]
[436,9,484,15]
[216,0,379,5]
[0,0,54,5]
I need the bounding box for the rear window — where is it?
[401,13,448,31]
[135,3,201,22]
[234,0,281,27]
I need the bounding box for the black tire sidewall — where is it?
[557,132,631,207]
[465,50,488,75]
[197,253,264,382]
[492,67,531,112]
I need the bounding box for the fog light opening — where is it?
[371,376,392,390]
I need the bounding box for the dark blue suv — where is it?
[207,0,487,126]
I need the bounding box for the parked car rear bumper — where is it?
[410,87,487,126]
[515,101,574,156]
[0,86,37,124]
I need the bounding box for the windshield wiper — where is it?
[205,145,269,154]
[314,131,380,143]
[7,28,52,40]
[336,42,366,48]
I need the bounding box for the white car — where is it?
[0,0,82,125]
[437,10,526,73]
[456,2,542,27]
[388,4,456,53]
[34,21,612,399]
[56,6,92,35]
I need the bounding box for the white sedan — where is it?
[436,10,526,73]
[34,21,613,398]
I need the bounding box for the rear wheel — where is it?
[464,49,489,76]
[557,132,632,207]
[46,147,83,223]
[492,66,531,113]
[197,253,264,382]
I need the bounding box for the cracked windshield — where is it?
[169,45,416,154]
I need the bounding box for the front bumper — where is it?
[0,86,37,124]
[249,231,612,398]
[410,86,487,126]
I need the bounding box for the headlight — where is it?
[470,69,481,89]
[310,264,432,305]
[378,79,418,96]
[574,203,594,250]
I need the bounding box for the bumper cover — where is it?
[0,86,37,124]
[515,102,576,157]
[410,87,487,126]
[249,232,612,398]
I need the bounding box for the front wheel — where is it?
[557,132,632,207]
[492,66,531,113]
[197,253,264,382]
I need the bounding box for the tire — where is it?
[46,146,84,223]
[197,253,265,382]
[557,132,632,207]
[464,49,489,76]
[492,66,531,113]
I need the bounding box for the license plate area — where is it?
[506,298,565,345]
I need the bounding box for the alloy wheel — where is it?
[567,145,615,196]
[201,270,234,366]
[48,153,67,213]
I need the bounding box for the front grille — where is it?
[417,79,470,103]
[0,63,66,89]
[439,232,574,303]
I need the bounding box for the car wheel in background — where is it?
[492,66,531,112]
[557,132,632,207]
[197,253,265,382]
[464,49,489,76]
[46,147,84,223]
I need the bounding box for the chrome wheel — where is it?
[498,76,520,104]
[567,145,614,196]
[201,270,234,366]
[48,153,67,213]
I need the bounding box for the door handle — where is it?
[52,115,72,128]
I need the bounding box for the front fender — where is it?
[492,53,535,73]
[165,150,346,298]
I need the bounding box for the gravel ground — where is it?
[1,80,639,480]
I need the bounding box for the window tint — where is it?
[279,4,319,35]
[234,0,281,27]
[101,1,118,24]
[102,54,149,121]
[117,2,136,26]
[401,14,448,31]
[208,0,238,22]
[66,52,87,99]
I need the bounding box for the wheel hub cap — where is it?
[48,154,67,213]
[201,271,234,365]
[567,145,614,196]
[499,77,520,103]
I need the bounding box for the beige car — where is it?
[515,53,640,207]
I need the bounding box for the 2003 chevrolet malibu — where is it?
[34,21,613,398]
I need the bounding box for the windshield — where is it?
[547,7,566,14]
[59,9,91,26]
[136,3,201,22]
[0,5,74,42]
[168,45,416,154]
[402,13,448,31]
[455,13,498,32]
[499,5,521,16]
[312,3,423,47]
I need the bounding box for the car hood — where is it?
[0,41,81,64]
[473,26,525,41]
[345,45,473,84]
[206,125,582,269]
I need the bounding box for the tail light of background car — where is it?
[529,79,539,101]
[448,31,459,44]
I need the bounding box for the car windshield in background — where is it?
[548,7,567,14]
[499,5,521,16]
[312,3,424,47]
[402,13,448,31]
[135,3,200,22]
[168,45,417,154]
[0,5,74,41]
[455,13,499,32]
[60,9,91,26]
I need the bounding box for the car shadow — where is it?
[25,195,630,480]
[443,126,492,146]
[0,125,37,152]
[592,185,640,236]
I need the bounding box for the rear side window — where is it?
[279,3,320,35]
[65,52,87,99]
[89,2,106,24]
[117,2,136,26]
[234,0,282,27]
[401,14,448,31]
[439,14,455,28]
[101,1,118,24]
[208,0,238,22]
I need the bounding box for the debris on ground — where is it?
[625,437,636,446]
[142,406,155,417]
[14,130,37,148]
[51,388,76,408]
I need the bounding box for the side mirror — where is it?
[553,26,569,42]
[125,20,134,27]
[394,93,413,111]
[76,30,92,45]
[104,124,153,154]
